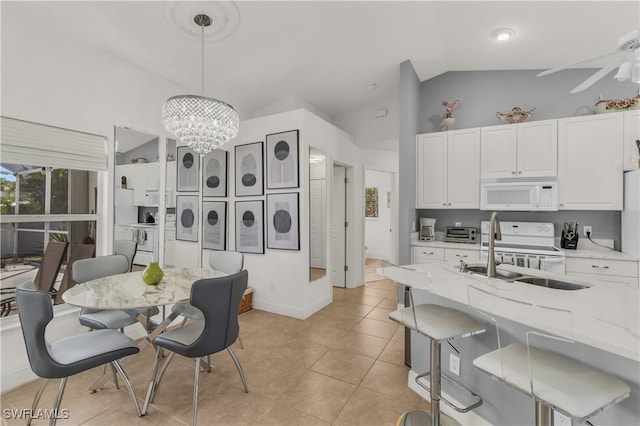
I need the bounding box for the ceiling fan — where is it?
[537,29,640,93]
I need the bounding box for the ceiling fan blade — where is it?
[537,50,620,77]
[569,59,627,93]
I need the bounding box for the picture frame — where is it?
[266,192,299,250]
[266,130,299,189]
[202,149,228,197]
[176,146,199,192]
[235,200,264,254]
[176,195,199,242]
[202,201,227,250]
[235,142,263,196]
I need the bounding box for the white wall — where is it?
[365,170,393,260]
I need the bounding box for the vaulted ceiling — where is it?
[2,1,639,148]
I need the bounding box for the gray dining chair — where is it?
[16,281,142,425]
[171,250,244,320]
[114,239,137,271]
[143,270,249,425]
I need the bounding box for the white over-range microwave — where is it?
[480,178,558,211]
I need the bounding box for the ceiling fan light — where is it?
[614,61,633,81]
[631,62,640,83]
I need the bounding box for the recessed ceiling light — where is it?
[493,28,515,41]
[366,83,377,91]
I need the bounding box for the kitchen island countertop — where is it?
[386,260,640,362]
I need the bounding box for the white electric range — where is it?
[480,221,565,273]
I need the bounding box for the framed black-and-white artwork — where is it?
[177,146,199,192]
[202,149,228,196]
[266,130,299,189]
[266,192,299,250]
[235,142,263,196]
[235,200,264,254]
[202,201,227,250]
[176,195,199,242]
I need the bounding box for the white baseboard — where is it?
[407,370,490,426]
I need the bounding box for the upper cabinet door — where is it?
[481,124,517,178]
[558,114,623,210]
[416,132,447,208]
[516,119,558,177]
[448,128,481,208]
[623,109,640,171]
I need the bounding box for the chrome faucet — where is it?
[487,212,502,278]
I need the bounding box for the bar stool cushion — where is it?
[390,304,486,341]
[473,343,630,421]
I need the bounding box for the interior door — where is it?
[331,165,346,287]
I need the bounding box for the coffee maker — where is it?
[419,218,436,241]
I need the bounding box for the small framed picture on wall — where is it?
[235,200,264,254]
[266,130,299,189]
[266,192,299,250]
[176,195,199,242]
[177,146,199,192]
[202,201,227,250]
[202,149,228,197]
[235,142,264,196]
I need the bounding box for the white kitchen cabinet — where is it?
[480,120,557,178]
[557,113,623,210]
[116,163,160,206]
[411,246,445,263]
[416,128,480,209]
[623,109,640,171]
[566,257,639,287]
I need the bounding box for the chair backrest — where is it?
[209,251,244,275]
[33,241,68,293]
[72,255,130,283]
[185,269,248,358]
[16,281,59,378]
[114,240,137,271]
[54,243,96,304]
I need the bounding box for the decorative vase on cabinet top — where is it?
[496,107,535,124]
[142,261,163,285]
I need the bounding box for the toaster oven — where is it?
[444,226,477,244]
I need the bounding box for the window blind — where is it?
[0,116,108,171]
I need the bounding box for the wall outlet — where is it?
[449,354,460,376]
[583,225,592,237]
[455,222,462,227]
[554,412,571,426]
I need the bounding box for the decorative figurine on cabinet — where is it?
[442,98,461,131]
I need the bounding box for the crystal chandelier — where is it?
[162,14,239,155]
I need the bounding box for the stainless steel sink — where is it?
[465,265,523,280]
[514,276,590,290]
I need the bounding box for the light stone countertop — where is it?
[383,260,640,362]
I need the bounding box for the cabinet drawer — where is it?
[411,247,445,263]
[566,257,639,278]
[566,272,639,288]
[444,248,479,263]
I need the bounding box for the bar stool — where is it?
[467,284,630,426]
[381,262,485,425]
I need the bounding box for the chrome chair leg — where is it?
[142,347,163,415]
[50,377,68,426]
[152,352,176,401]
[193,358,201,426]
[227,347,248,393]
[109,363,120,389]
[238,334,245,350]
[27,379,49,426]
[111,360,141,416]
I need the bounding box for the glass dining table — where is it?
[62,267,227,392]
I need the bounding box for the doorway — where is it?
[331,164,348,287]
[364,169,395,283]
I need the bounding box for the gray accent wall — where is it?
[398,60,421,264]
[411,68,637,250]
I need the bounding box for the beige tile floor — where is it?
[1,260,454,426]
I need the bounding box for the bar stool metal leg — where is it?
[430,339,441,426]
[535,401,552,426]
